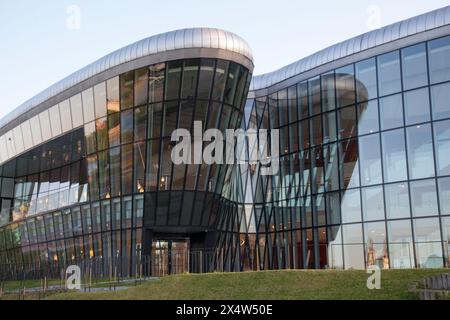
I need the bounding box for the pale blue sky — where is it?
[0,0,449,120]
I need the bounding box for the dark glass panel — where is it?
[197,59,215,100]
[146,139,160,191]
[321,71,335,111]
[179,100,194,131]
[95,117,108,151]
[339,138,359,189]
[107,113,120,148]
[87,155,99,201]
[149,63,165,103]
[134,142,146,194]
[181,59,199,100]
[109,146,121,198]
[310,115,322,146]
[163,101,179,136]
[106,77,120,114]
[212,60,229,101]
[298,81,309,119]
[278,89,288,127]
[120,71,134,110]
[336,65,355,108]
[84,122,97,155]
[121,144,133,195]
[428,35,450,84]
[308,77,321,116]
[224,62,240,105]
[134,68,148,107]
[288,85,298,122]
[268,93,279,129]
[338,105,356,139]
[134,105,147,141]
[148,103,162,139]
[381,128,407,183]
[165,60,182,101]
[98,150,110,199]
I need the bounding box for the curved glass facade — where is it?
[1,18,450,277]
[241,35,450,270]
[0,58,251,273]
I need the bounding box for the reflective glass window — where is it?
[121,109,134,144]
[96,117,108,151]
[298,81,309,119]
[431,82,450,121]
[121,144,133,195]
[134,106,147,141]
[120,71,134,110]
[410,179,438,217]
[401,43,428,90]
[355,58,377,102]
[321,71,336,111]
[428,35,450,84]
[308,77,321,115]
[338,105,356,139]
[406,124,435,179]
[82,88,95,123]
[414,218,443,268]
[134,68,148,106]
[434,120,450,176]
[364,221,387,268]
[70,94,84,128]
[362,186,384,221]
[179,100,194,130]
[336,65,355,108]
[134,142,146,193]
[381,129,407,182]
[109,147,121,198]
[385,182,410,219]
[146,139,160,191]
[84,122,97,155]
[357,100,379,135]
[148,103,162,139]
[323,111,337,143]
[404,88,430,125]
[340,189,361,223]
[278,89,288,127]
[165,60,182,101]
[49,105,62,137]
[197,59,215,100]
[212,60,228,102]
[108,113,120,147]
[379,94,403,130]
[59,99,72,133]
[288,85,298,122]
[378,51,401,96]
[359,134,382,186]
[163,101,179,136]
[181,59,199,100]
[107,77,120,113]
[224,62,240,105]
[87,155,99,201]
[339,138,359,189]
[149,63,165,103]
[98,151,110,199]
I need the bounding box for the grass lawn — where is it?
[14,268,442,300]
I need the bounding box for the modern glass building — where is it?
[0,7,450,276]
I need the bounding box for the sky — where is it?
[0,0,449,120]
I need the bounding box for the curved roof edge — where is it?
[250,5,450,91]
[0,27,253,129]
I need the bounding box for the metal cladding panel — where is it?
[250,5,450,91]
[174,29,185,49]
[193,28,203,48]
